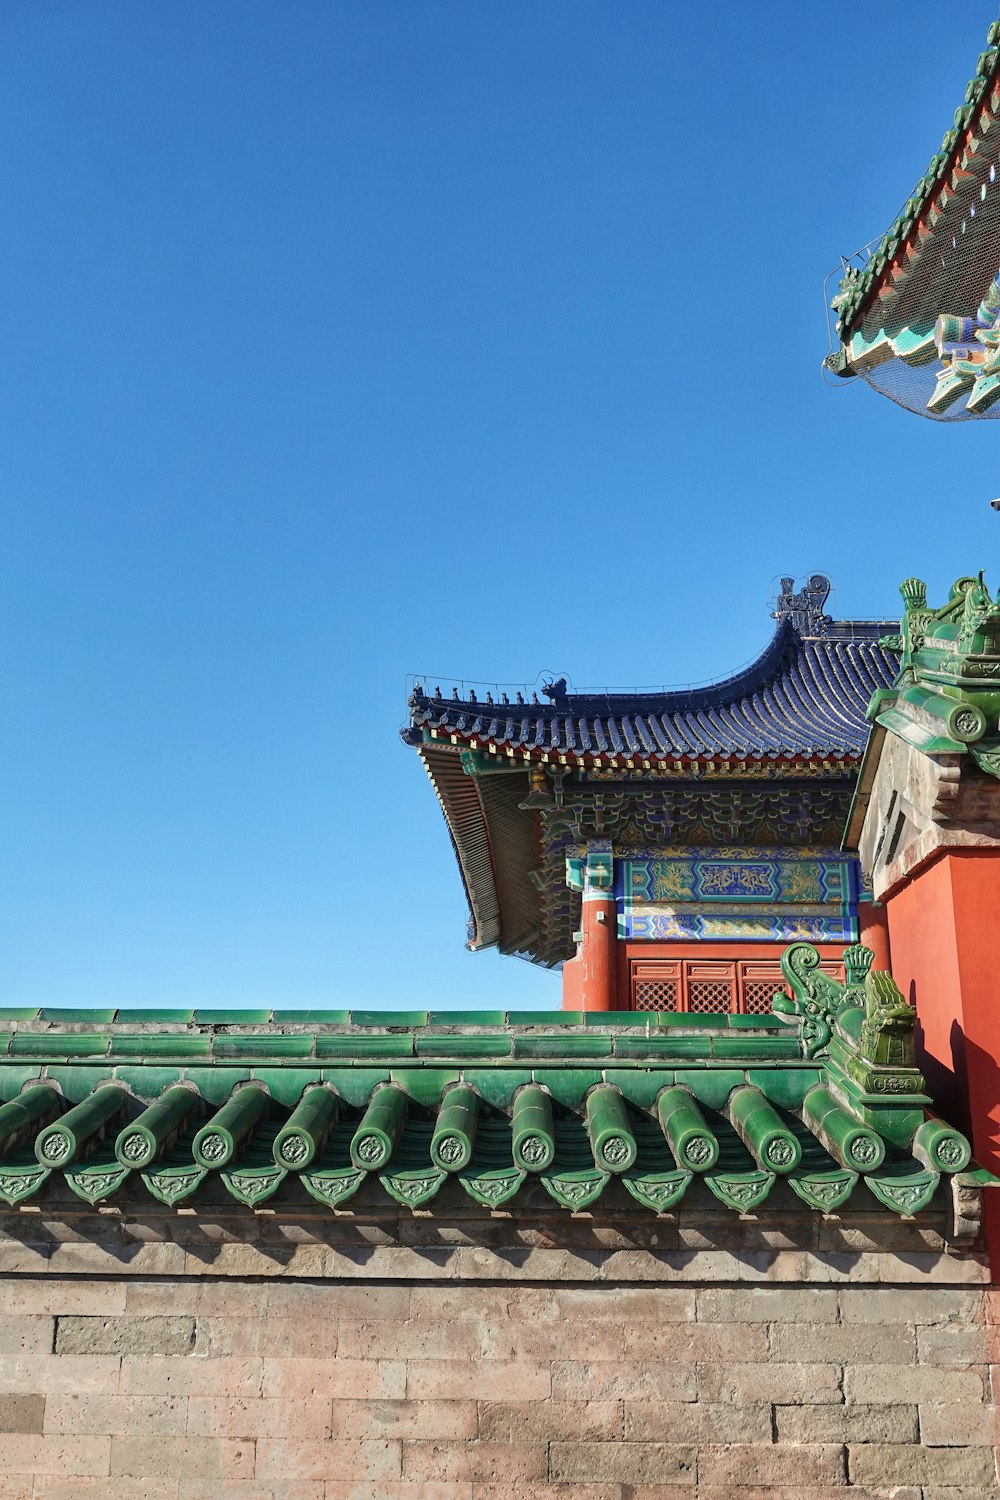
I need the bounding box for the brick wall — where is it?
[0,1275,995,1497]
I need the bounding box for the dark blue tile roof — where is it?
[408,618,898,764]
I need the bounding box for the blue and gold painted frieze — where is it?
[615,847,859,945]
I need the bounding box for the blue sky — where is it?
[2,1,999,1010]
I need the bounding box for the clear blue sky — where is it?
[2,1,999,1010]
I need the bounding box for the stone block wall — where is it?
[0,1275,994,1497]
[0,1181,994,1496]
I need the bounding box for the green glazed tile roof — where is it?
[833,15,1000,351]
[0,945,990,1219]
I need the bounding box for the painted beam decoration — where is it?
[0,945,990,1221]
[614,847,858,944]
[827,17,1000,418]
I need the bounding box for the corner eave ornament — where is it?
[870,570,1000,775]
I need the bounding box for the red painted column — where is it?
[575,887,618,1013]
[885,851,1000,1278]
[562,889,619,1012]
[858,900,891,972]
[561,844,618,1012]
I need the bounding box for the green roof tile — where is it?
[192,1010,272,1025]
[212,1036,315,1060]
[37,1008,117,1024]
[506,1010,581,1026]
[10,1033,110,1059]
[513,1035,613,1060]
[273,1010,350,1025]
[108,1034,212,1060]
[835,12,1000,341]
[316,1035,414,1059]
[414,1035,511,1059]
[427,1010,506,1027]
[114,1010,196,1024]
[348,1010,428,1029]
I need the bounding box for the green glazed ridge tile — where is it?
[0,1010,42,1022]
[726,1014,791,1030]
[656,1014,727,1030]
[426,1010,507,1027]
[413,1036,511,1059]
[506,1011,581,1026]
[113,1010,196,1024]
[348,1010,428,1029]
[212,1036,315,1060]
[273,1010,350,1025]
[513,1036,613,1060]
[316,1036,414,1059]
[192,1010,272,1026]
[37,1009,117,1024]
[108,1035,212,1059]
[583,1012,652,1027]
[10,1034,110,1058]
[712,1037,802,1060]
[613,1036,712,1058]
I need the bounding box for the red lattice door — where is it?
[627,957,843,1014]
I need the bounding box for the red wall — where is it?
[887,852,1000,1168]
[886,851,1000,1276]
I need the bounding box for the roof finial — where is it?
[772,574,832,634]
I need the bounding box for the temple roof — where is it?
[832,16,1000,340]
[827,16,1000,418]
[0,948,988,1220]
[407,578,897,768]
[404,577,897,961]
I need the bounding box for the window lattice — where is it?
[742,979,790,1014]
[633,980,678,1012]
[685,980,732,1012]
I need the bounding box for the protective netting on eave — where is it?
[832,40,1000,418]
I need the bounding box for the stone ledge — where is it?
[0,1235,989,1285]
